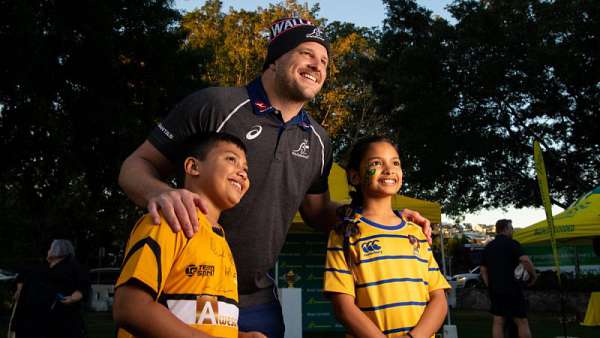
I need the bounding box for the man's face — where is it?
[272,41,328,102]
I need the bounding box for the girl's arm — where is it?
[113,283,215,338]
[329,293,386,338]
[406,289,448,338]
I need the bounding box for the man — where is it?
[119,17,431,336]
[481,219,537,338]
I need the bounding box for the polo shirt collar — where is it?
[246,77,312,130]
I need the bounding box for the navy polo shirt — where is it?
[148,78,333,306]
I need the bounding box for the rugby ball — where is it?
[514,263,529,282]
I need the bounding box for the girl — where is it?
[324,136,449,338]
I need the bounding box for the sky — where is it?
[173,0,565,228]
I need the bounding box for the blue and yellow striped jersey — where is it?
[324,212,450,337]
[116,211,239,338]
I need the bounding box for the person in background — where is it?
[480,219,537,338]
[46,239,89,338]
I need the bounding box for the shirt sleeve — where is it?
[424,242,451,292]
[323,230,355,297]
[306,132,333,194]
[116,215,187,297]
[147,90,215,163]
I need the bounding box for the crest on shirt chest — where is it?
[408,235,421,257]
[292,139,310,159]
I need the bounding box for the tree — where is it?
[0,0,206,266]
[372,0,599,215]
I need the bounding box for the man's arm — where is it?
[519,255,537,286]
[299,191,339,232]
[480,265,489,287]
[119,141,205,237]
[113,283,214,338]
[329,293,386,338]
[299,193,432,242]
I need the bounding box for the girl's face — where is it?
[350,142,403,198]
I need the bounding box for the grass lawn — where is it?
[2,309,598,337]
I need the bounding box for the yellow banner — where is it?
[533,141,561,283]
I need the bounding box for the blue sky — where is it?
[172,0,564,227]
[174,0,454,26]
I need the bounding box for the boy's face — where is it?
[186,141,250,211]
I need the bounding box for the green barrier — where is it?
[277,233,344,332]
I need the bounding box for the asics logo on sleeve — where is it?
[361,240,381,253]
[246,125,263,140]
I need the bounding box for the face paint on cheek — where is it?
[364,166,377,186]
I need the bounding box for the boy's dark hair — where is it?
[334,135,400,266]
[177,132,247,183]
[495,219,513,234]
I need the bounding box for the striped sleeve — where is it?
[424,242,451,292]
[323,230,355,297]
[116,214,186,296]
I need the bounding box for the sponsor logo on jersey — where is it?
[185,264,215,277]
[246,125,262,140]
[166,296,238,327]
[292,139,310,159]
[157,122,174,140]
[254,101,269,112]
[196,295,238,327]
[361,240,382,256]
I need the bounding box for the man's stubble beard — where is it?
[274,71,319,103]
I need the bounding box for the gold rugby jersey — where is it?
[116,211,238,338]
[324,212,450,337]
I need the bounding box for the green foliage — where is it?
[0,0,206,267]
[373,0,600,214]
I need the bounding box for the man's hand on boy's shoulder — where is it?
[402,208,432,244]
[238,331,267,338]
[148,188,208,238]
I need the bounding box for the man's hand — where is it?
[148,188,207,238]
[402,208,432,244]
[238,331,267,338]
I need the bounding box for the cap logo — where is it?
[305,27,325,41]
[270,18,312,40]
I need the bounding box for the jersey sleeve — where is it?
[424,242,451,292]
[306,132,333,194]
[116,215,187,297]
[147,90,215,162]
[323,230,355,297]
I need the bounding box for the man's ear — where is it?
[348,168,361,187]
[184,157,201,176]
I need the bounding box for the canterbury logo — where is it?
[361,240,381,253]
[246,125,262,140]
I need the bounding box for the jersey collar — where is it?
[246,77,312,130]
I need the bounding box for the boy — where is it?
[113,132,263,338]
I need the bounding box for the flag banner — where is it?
[533,141,561,283]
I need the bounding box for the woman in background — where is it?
[46,239,89,338]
